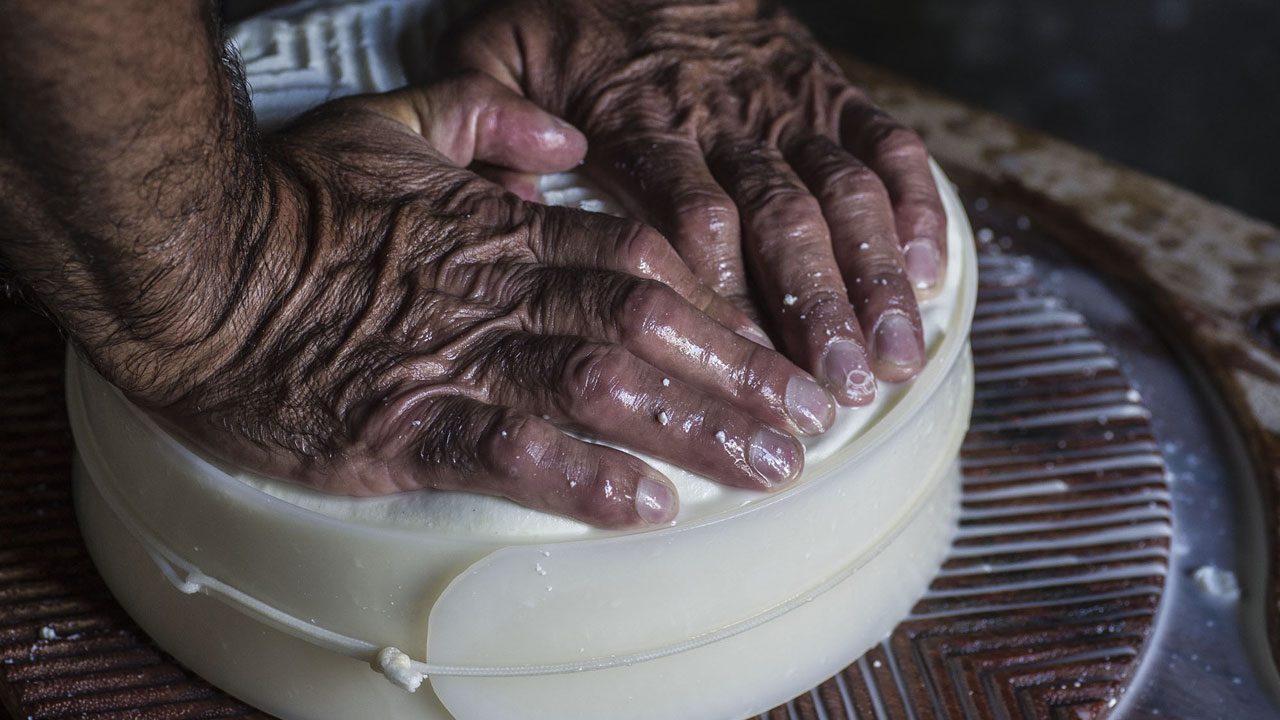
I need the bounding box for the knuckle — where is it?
[794,289,854,328]
[855,268,912,297]
[898,198,947,241]
[562,342,630,414]
[480,411,546,475]
[616,223,672,275]
[873,124,927,161]
[439,179,527,229]
[410,397,484,471]
[819,162,889,207]
[617,277,680,338]
[719,286,755,312]
[571,472,632,525]
[730,344,772,399]
[901,195,947,224]
[672,189,740,241]
[755,187,824,229]
[527,203,585,256]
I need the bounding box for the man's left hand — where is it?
[444,0,947,406]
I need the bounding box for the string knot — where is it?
[375,646,425,692]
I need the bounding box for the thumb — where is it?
[364,71,587,173]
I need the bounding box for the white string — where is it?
[83,423,953,692]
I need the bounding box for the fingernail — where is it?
[737,324,775,349]
[635,476,676,524]
[785,375,834,434]
[550,115,577,133]
[749,428,802,487]
[822,339,876,405]
[872,312,923,368]
[903,240,941,290]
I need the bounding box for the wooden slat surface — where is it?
[833,52,1280,661]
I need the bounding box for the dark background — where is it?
[225,0,1280,227]
[785,0,1280,227]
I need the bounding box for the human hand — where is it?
[109,74,836,528]
[443,0,947,404]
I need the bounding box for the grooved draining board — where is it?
[1,191,1186,719]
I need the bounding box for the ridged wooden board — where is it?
[755,209,1171,720]
[834,53,1280,665]
[0,193,1169,720]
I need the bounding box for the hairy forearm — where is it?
[0,0,271,397]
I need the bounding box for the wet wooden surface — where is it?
[831,53,1280,661]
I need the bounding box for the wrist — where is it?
[64,158,280,404]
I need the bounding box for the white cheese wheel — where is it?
[69,160,974,720]
[67,3,978,718]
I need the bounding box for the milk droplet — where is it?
[1193,565,1240,600]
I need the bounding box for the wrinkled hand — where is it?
[122,74,837,528]
[444,0,947,403]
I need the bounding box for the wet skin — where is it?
[0,0,942,528]
[444,0,948,397]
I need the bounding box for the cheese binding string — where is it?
[79,411,953,693]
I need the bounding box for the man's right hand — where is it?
[125,74,836,528]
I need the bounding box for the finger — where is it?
[428,258,830,435]
[370,395,679,529]
[707,140,877,405]
[472,163,542,202]
[529,205,773,348]
[364,71,588,172]
[586,135,754,317]
[518,268,833,435]
[841,100,947,297]
[787,134,926,382]
[483,335,807,490]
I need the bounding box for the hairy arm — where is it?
[0,0,268,400]
[0,0,835,527]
